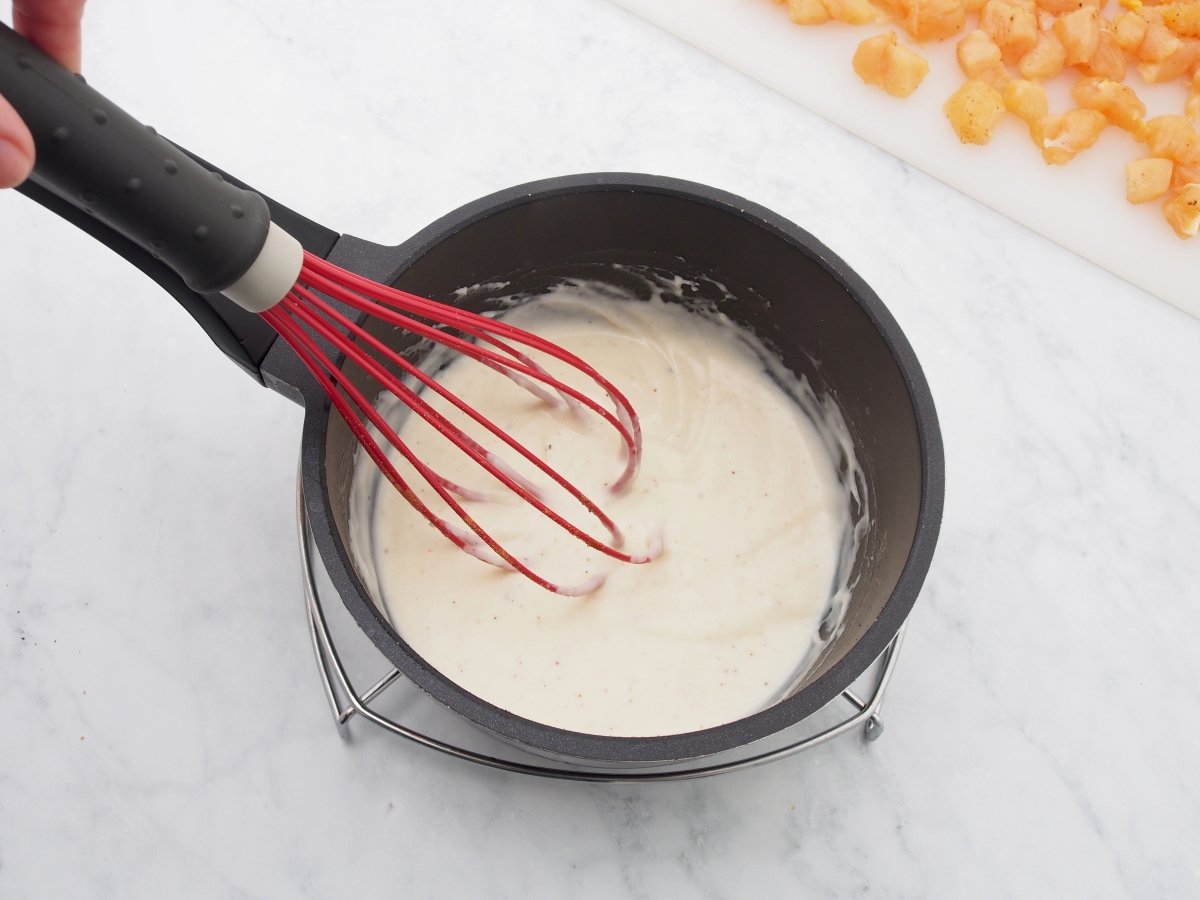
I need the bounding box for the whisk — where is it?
[0,22,648,595]
[265,253,651,595]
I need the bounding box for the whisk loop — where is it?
[261,252,651,595]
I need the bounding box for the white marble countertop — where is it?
[3,1,1198,897]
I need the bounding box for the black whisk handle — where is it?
[0,21,270,294]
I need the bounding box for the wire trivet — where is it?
[299,477,905,782]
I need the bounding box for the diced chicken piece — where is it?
[1142,114,1200,162]
[1140,19,1183,61]
[1071,76,1146,131]
[901,0,967,42]
[1033,108,1107,163]
[826,0,884,24]
[1137,39,1200,82]
[1160,3,1200,39]
[778,0,1200,243]
[1019,30,1066,79]
[1114,11,1149,53]
[1163,183,1200,237]
[1078,20,1128,79]
[944,79,1008,143]
[1171,159,1200,190]
[1055,7,1101,66]
[787,0,831,24]
[981,0,1040,63]
[958,30,1010,86]
[1037,0,1100,14]
[853,31,931,98]
[1126,157,1174,202]
[1003,79,1050,124]
[875,0,907,19]
[1187,91,1200,127]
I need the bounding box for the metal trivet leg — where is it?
[298,478,904,782]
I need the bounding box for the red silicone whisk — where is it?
[262,253,650,595]
[0,22,649,595]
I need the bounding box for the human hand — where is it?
[1,0,86,187]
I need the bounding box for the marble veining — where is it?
[2,0,1199,897]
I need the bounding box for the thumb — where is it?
[0,92,35,188]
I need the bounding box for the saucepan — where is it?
[2,11,942,769]
[23,157,943,766]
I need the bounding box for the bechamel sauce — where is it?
[350,277,863,737]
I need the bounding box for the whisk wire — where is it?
[265,301,600,594]
[260,252,656,595]
[286,286,627,541]
[263,309,469,548]
[278,289,633,559]
[300,257,642,492]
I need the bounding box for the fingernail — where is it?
[0,138,34,188]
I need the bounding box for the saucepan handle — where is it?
[0,21,340,381]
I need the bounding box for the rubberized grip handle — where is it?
[0,22,270,293]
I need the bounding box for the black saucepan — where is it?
[6,25,943,767]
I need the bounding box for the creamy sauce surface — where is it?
[352,279,859,737]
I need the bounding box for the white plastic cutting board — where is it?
[609,0,1198,319]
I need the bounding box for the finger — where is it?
[0,92,35,187]
[13,0,87,72]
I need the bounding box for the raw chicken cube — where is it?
[1160,3,1200,39]
[1078,21,1128,80]
[1171,159,1200,190]
[1142,115,1200,163]
[1163,183,1200,237]
[874,0,907,18]
[1019,30,1066,79]
[1055,7,1101,66]
[1114,10,1149,52]
[1003,79,1050,124]
[1186,92,1200,127]
[1126,157,1174,202]
[1137,39,1200,82]
[787,0,831,24]
[1071,76,1146,131]
[827,0,884,24]
[1036,0,1101,13]
[1139,19,1183,63]
[958,29,1010,85]
[1034,108,1107,163]
[944,79,1008,143]
[854,31,931,97]
[981,0,1040,63]
[901,0,968,41]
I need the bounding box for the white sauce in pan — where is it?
[350,277,862,737]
